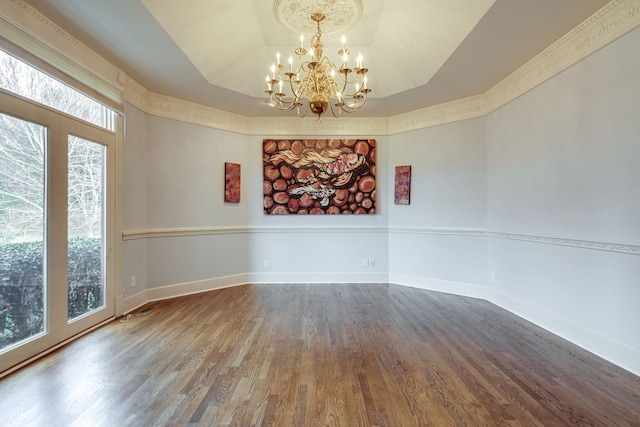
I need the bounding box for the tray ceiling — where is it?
[22,0,611,117]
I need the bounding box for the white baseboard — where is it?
[121,273,249,314]
[248,271,389,284]
[389,273,488,300]
[121,272,640,377]
[390,273,640,377]
[121,289,150,315]
[147,273,249,302]
[487,288,640,378]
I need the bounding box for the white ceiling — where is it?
[23,0,611,117]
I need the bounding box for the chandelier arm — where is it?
[328,98,342,118]
[339,92,369,113]
[296,99,309,117]
[271,97,297,111]
[268,100,297,111]
[286,75,299,101]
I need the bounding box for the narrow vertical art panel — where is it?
[263,139,376,214]
[394,165,411,205]
[224,162,241,203]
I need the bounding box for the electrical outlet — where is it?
[263,259,270,268]
[130,275,136,287]
[490,271,495,282]
[362,258,369,267]
[369,259,375,267]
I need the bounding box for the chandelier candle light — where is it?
[265,12,371,120]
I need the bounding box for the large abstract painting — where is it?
[263,139,376,214]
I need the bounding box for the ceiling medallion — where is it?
[273,0,363,36]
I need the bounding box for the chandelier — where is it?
[265,12,371,120]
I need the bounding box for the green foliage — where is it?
[0,237,102,349]
[67,237,103,319]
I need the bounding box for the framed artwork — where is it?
[394,165,411,205]
[263,139,377,214]
[224,162,241,203]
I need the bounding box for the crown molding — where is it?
[2,0,638,134]
[0,0,640,136]
[0,0,124,106]
[246,115,389,136]
[388,94,488,135]
[388,0,640,134]
[124,75,150,113]
[147,92,250,135]
[121,0,640,136]
[483,0,640,114]
[4,0,625,135]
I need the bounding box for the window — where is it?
[0,50,116,131]
[0,48,117,371]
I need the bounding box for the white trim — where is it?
[0,0,124,107]
[390,226,487,237]
[249,225,387,234]
[4,0,640,134]
[484,0,640,116]
[118,273,640,377]
[120,289,151,316]
[487,288,640,377]
[390,227,640,255]
[6,0,639,135]
[120,274,249,317]
[121,0,640,136]
[123,225,388,240]
[121,225,640,255]
[247,116,389,136]
[123,225,250,240]
[146,273,249,303]
[487,231,640,255]
[248,271,388,284]
[147,92,249,135]
[390,273,488,300]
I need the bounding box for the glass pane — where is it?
[0,49,116,131]
[67,136,105,320]
[0,112,46,351]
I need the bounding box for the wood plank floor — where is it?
[0,283,638,426]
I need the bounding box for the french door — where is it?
[0,90,116,373]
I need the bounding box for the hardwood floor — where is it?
[0,283,638,426]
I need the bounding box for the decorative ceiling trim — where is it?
[389,0,640,134]
[122,0,640,136]
[247,116,388,136]
[3,0,639,134]
[124,75,150,112]
[148,92,250,135]
[0,0,124,107]
[484,0,640,115]
[388,94,488,135]
[273,0,363,35]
